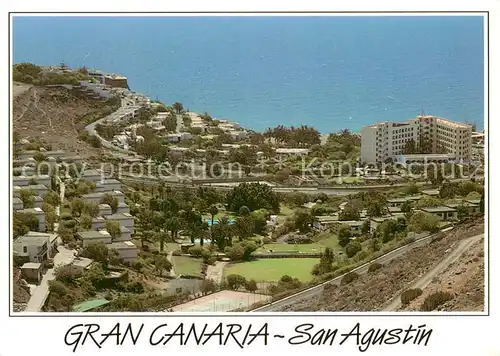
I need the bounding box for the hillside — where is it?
[279,220,484,312]
[12,84,118,156]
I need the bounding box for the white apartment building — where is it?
[361,115,473,164]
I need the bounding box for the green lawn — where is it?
[257,232,341,253]
[257,243,325,253]
[224,258,318,282]
[342,176,362,184]
[277,205,295,224]
[172,256,203,276]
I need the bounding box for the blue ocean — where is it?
[12,16,485,133]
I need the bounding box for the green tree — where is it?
[172,102,184,114]
[345,240,362,258]
[70,197,85,217]
[44,191,61,206]
[105,220,121,240]
[338,224,352,247]
[154,255,172,276]
[227,183,280,214]
[100,194,118,213]
[80,214,93,230]
[226,274,247,290]
[293,208,316,233]
[339,204,360,221]
[234,215,254,240]
[80,242,110,271]
[245,279,258,293]
[82,202,100,217]
[409,212,440,233]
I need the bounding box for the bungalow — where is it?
[464,199,481,206]
[112,226,132,242]
[13,233,50,264]
[98,204,113,216]
[105,212,134,234]
[91,216,107,230]
[165,132,193,143]
[13,197,23,211]
[13,166,36,176]
[13,175,30,186]
[17,207,45,232]
[388,206,402,214]
[81,169,103,183]
[369,216,397,233]
[108,241,138,262]
[229,130,249,141]
[83,192,105,204]
[21,262,43,283]
[42,150,67,159]
[78,230,112,246]
[313,215,339,230]
[386,198,408,208]
[116,202,130,214]
[13,158,37,168]
[334,220,365,236]
[445,202,481,216]
[13,186,22,198]
[111,190,125,203]
[29,174,52,187]
[61,155,84,164]
[71,257,94,272]
[33,195,44,208]
[421,189,440,197]
[28,184,49,198]
[275,148,310,158]
[94,179,122,192]
[420,206,458,220]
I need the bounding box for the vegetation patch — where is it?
[224,258,318,282]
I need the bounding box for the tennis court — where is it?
[169,290,271,312]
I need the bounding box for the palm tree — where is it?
[165,216,181,242]
[208,205,218,227]
[217,215,233,247]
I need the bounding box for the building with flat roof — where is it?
[108,241,138,262]
[361,115,473,164]
[13,197,23,211]
[420,206,457,220]
[13,233,51,264]
[17,207,45,232]
[78,230,112,246]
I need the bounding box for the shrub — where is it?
[401,288,423,305]
[226,274,247,290]
[345,240,362,258]
[262,236,272,244]
[368,262,383,273]
[188,245,202,257]
[420,291,454,311]
[340,272,359,286]
[245,279,258,292]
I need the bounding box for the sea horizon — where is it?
[12,15,485,133]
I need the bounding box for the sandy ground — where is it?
[12,85,111,156]
[279,220,484,312]
[400,238,484,312]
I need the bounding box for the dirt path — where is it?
[206,261,228,284]
[382,233,483,311]
[32,87,52,129]
[167,251,176,277]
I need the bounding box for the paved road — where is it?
[251,230,443,312]
[24,246,76,312]
[382,233,484,311]
[85,96,140,153]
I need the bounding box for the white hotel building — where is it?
[361,115,473,164]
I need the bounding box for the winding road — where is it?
[381,233,483,311]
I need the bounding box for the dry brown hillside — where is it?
[280,220,485,312]
[12,84,117,156]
